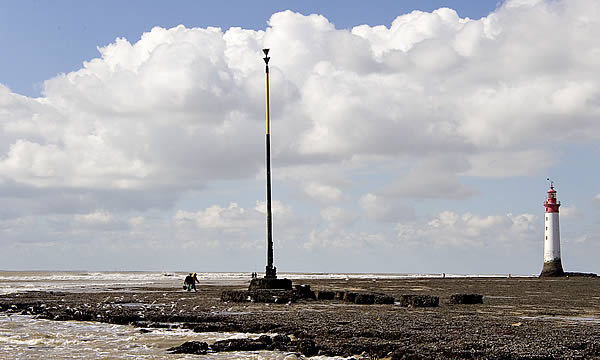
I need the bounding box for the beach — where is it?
[1,273,600,359]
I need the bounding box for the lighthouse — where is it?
[540,181,565,277]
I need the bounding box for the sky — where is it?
[0,0,599,274]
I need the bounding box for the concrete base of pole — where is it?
[248,278,293,290]
[540,258,565,277]
[265,265,277,279]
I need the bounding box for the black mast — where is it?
[263,49,276,279]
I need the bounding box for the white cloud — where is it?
[302,227,383,251]
[2,2,600,196]
[320,206,357,227]
[74,210,113,225]
[395,211,538,249]
[504,0,545,8]
[174,203,263,248]
[304,182,343,202]
[1,1,600,271]
[359,193,416,223]
[175,203,260,230]
[560,205,582,219]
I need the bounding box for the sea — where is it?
[0,271,515,359]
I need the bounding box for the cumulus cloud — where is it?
[359,193,416,223]
[304,182,343,202]
[560,205,582,219]
[1,0,600,270]
[73,210,128,231]
[395,211,538,248]
[174,202,263,248]
[175,203,260,230]
[320,206,358,227]
[3,2,600,198]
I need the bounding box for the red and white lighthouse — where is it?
[540,181,565,277]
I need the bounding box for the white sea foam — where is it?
[0,315,351,359]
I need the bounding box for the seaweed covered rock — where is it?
[211,335,272,352]
[167,341,209,354]
[399,295,439,307]
[374,294,395,304]
[295,284,316,300]
[221,290,295,303]
[315,290,335,300]
[220,290,249,302]
[449,293,483,304]
[344,292,357,303]
[206,335,318,357]
[354,293,375,304]
[291,339,318,357]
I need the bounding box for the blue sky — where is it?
[0,0,599,275]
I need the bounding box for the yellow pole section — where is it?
[265,72,270,135]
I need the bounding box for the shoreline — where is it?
[2,277,600,359]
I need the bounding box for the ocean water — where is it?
[0,315,304,360]
[0,271,519,359]
[0,271,518,295]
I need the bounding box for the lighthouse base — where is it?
[540,258,565,277]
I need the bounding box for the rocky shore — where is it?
[2,277,600,359]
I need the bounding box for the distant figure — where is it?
[251,272,257,279]
[183,272,199,292]
[443,273,446,279]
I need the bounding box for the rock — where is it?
[221,290,296,303]
[293,339,318,357]
[211,336,272,352]
[209,334,317,357]
[167,341,209,354]
[334,291,346,300]
[399,295,439,307]
[564,272,598,278]
[220,290,248,302]
[271,334,292,349]
[315,290,335,300]
[354,293,375,304]
[294,285,316,300]
[248,278,293,290]
[449,294,483,304]
[374,294,395,304]
[344,292,357,303]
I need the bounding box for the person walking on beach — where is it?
[183,273,199,292]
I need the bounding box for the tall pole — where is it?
[263,49,276,279]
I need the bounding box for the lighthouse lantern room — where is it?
[540,180,565,277]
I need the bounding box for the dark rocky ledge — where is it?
[2,277,600,359]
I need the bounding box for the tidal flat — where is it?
[2,277,600,359]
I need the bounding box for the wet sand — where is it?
[2,277,600,359]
